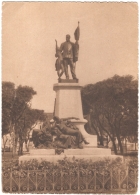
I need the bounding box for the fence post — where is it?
[126,166,128,190]
[44,170,46,193]
[94,165,96,192]
[77,164,79,192]
[35,170,37,191]
[69,168,71,190]
[110,167,112,191]
[118,169,121,190]
[27,169,29,192]
[10,169,12,193]
[134,168,137,189]
[18,169,20,193]
[52,166,54,191]
[61,166,62,191]
[103,168,104,190]
[86,168,88,191]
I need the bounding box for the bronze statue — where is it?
[55,22,80,80]
[32,114,89,150]
[53,116,89,149]
[52,126,77,149]
[32,127,53,149]
[32,122,78,149]
[59,34,77,80]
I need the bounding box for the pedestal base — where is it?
[58,79,79,83]
[29,148,111,155]
[19,148,122,163]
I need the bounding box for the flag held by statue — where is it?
[73,22,80,62]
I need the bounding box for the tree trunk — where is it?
[89,116,104,146]
[102,132,117,154]
[15,136,19,154]
[87,114,97,135]
[99,129,104,146]
[91,123,104,146]
[18,141,23,155]
[111,138,118,154]
[2,136,8,156]
[98,136,104,146]
[107,132,118,154]
[116,133,123,155]
[11,131,16,157]
[25,138,29,152]
[18,134,23,155]
[125,138,127,153]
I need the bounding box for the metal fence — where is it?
[2,164,137,193]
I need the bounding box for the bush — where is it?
[2,156,137,171]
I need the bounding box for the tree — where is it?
[81,75,138,154]
[2,82,38,155]
[2,82,15,154]
[2,82,15,136]
[16,108,46,155]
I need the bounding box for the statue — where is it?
[55,22,80,80]
[32,126,53,149]
[52,126,77,149]
[52,116,89,149]
[59,34,77,80]
[32,114,89,150]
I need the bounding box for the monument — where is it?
[19,22,121,162]
[52,22,111,157]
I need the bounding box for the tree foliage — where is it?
[2,82,15,135]
[81,75,138,154]
[2,81,46,155]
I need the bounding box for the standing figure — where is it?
[55,40,65,79]
[60,34,77,80]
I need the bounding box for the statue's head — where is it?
[53,116,60,123]
[66,34,70,42]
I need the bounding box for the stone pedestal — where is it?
[29,148,111,156]
[19,154,123,163]
[53,82,97,147]
[53,83,84,119]
[19,148,123,163]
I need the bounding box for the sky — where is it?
[2,2,138,112]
